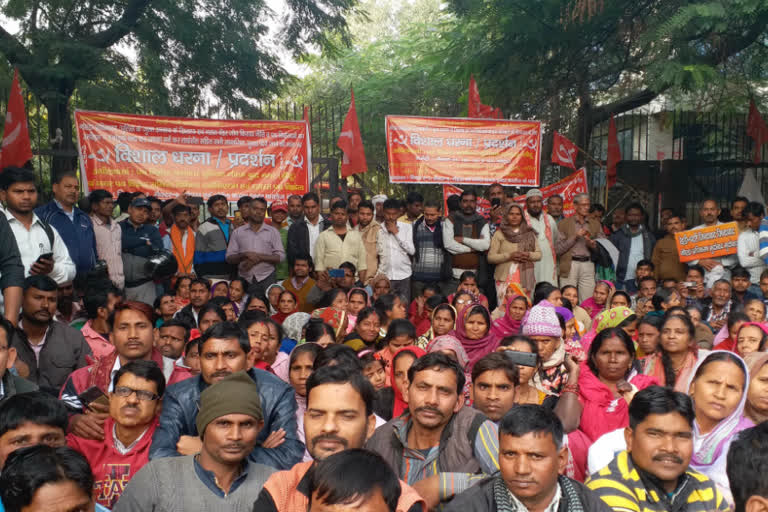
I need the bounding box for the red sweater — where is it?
[67,417,158,508]
[60,348,191,409]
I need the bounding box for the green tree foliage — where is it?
[441,0,768,155]
[0,0,358,171]
[282,0,466,196]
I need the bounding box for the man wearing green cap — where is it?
[114,371,276,511]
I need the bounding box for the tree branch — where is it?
[0,25,34,68]
[590,88,662,124]
[81,0,152,49]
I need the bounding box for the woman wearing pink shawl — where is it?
[580,280,614,319]
[490,295,529,339]
[687,350,754,505]
[450,303,499,373]
[427,334,472,403]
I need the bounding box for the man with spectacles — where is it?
[60,301,190,442]
[67,360,165,509]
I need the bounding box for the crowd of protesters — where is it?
[0,166,767,511]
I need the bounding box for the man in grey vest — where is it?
[115,371,276,511]
[365,353,499,494]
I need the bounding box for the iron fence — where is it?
[1,73,765,225]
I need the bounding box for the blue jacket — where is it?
[119,220,163,257]
[148,368,303,470]
[35,201,96,275]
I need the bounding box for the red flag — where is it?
[551,131,578,170]
[468,75,481,118]
[0,69,33,169]
[747,100,768,164]
[337,89,367,178]
[303,106,312,146]
[468,75,501,119]
[606,115,621,188]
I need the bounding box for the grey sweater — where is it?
[114,455,275,512]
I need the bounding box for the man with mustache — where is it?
[60,301,190,441]
[366,353,499,488]
[67,360,165,508]
[149,321,302,470]
[445,405,609,512]
[155,318,190,363]
[10,275,91,396]
[115,371,276,511]
[587,386,730,511]
[253,365,426,512]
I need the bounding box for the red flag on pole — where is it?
[303,106,312,146]
[747,100,768,164]
[337,88,367,178]
[606,115,621,188]
[468,75,501,119]
[0,69,34,169]
[551,131,578,170]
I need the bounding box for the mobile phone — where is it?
[36,252,53,263]
[186,196,204,206]
[502,350,538,368]
[328,269,346,278]
[491,198,501,208]
[78,386,110,409]
[682,281,696,289]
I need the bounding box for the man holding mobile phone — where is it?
[0,167,76,285]
[314,200,367,284]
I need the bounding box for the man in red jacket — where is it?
[67,360,164,508]
[60,301,190,440]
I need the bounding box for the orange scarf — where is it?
[170,224,195,274]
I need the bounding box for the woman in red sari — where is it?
[577,327,659,442]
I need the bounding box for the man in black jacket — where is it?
[120,197,163,304]
[175,277,211,329]
[0,315,37,401]
[445,405,610,512]
[609,202,655,294]
[0,212,25,325]
[286,192,330,265]
[10,275,91,396]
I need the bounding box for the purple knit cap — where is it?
[555,306,574,322]
[521,304,563,338]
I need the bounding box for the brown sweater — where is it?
[282,277,317,313]
[652,234,687,282]
[556,216,603,277]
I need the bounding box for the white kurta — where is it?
[527,212,559,286]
